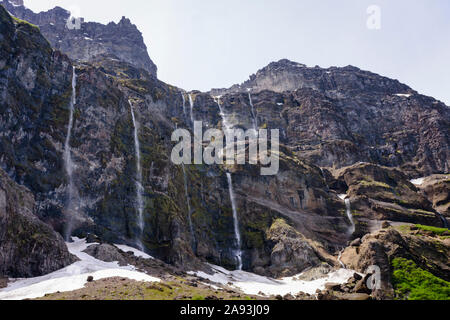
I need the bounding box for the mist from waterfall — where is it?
[226,172,243,270]
[63,67,79,241]
[129,100,145,250]
[182,164,197,252]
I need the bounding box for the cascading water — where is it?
[63,66,79,241]
[182,164,196,252]
[339,194,356,235]
[181,93,186,118]
[344,199,356,235]
[437,212,449,229]
[247,90,258,131]
[214,96,243,270]
[189,94,195,126]
[129,100,145,250]
[215,96,232,131]
[226,172,243,270]
[337,249,346,269]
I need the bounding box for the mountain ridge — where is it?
[0,0,158,77]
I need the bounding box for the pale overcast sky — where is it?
[24,0,450,105]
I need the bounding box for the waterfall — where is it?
[189,94,195,126]
[63,66,78,241]
[129,100,145,250]
[213,96,242,270]
[226,173,243,270]
[215,96,232,131]
[182,164,196,252]
[337,249,346,269]
[344,198,356,235]
[247,90,258,131]
[437,212,449,229]
[181,93,186,118]
[339,194,355,235]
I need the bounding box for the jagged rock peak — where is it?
[210,58,412,98]
[1,0,158,77]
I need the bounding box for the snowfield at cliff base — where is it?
[0,238,159,300]
[189,265,357,296]
[0,237,358,300]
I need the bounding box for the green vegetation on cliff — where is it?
[414,224,449,236]
[392,258,450,300]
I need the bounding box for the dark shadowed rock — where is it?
[381,221,391,229]
[0,168,76,278]
[83,244,128,266]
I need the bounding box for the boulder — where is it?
[83,244,128,266]
[325,283,342,291]
[350,238,362,247]
[381,221,391,229]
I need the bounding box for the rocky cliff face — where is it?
[211,59,449,176]
[0,166,75,278]
[0,0,157,77]
[0,2,448,286]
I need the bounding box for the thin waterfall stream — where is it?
[189,94,195,127]
[129,100,145,250]
[214,96,243,270]
[182,164,196,252]
[63,66,79,241]
[226,172,243,270]
[247,90,258,131]
[339,194,356,235]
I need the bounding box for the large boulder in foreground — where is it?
[0,168,76,278]
[340,227,450,299]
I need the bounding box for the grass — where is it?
[11,16,39,29]
[37,277,261,301]
[391,258,450,300]
[415,224,449,236]
[357,180,391,189]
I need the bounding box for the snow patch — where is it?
[114,244,154,260]
[0,238,159,300]
[189,264,357,296]
[394,93,412,98]
[410,177,425,186]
